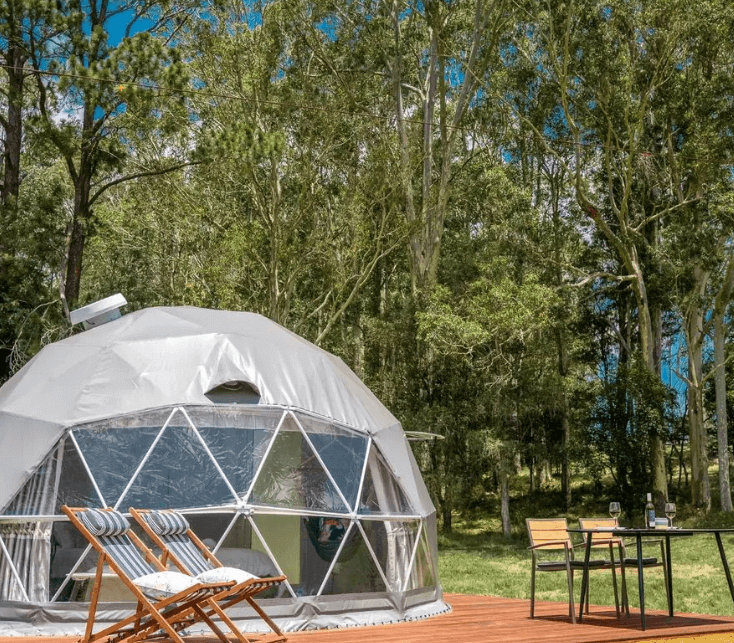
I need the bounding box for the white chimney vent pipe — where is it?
[70,293,128,329]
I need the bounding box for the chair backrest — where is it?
[67,507,156,580]
[578,517,622,546]
[526,518,572,550]
[133,509,217,576]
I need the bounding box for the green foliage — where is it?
[0,161,70,379]
[582,357,678,516]
[5,0,734,531]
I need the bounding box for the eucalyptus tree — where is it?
[138,0,410,349]
[658,0,734,510]
[415,157,561,534]
[519,0,731,506]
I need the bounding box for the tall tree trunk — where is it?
[714,310,732,511]
[64,169,91,303]
[500,457,511,538]
[686,298,711,510]
[63,103,96,304]
[2,45,25,204]
[713,259,734,511]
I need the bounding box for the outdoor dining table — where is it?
[570,527,734,631]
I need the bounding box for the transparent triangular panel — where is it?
[3,440,64,515]
[363,519,420,592]
[0,518,53,602]
[73,426,160,508]
[301,515,351,595]
[250,514,299,598]
[196,427,274,499]
[296,415,369,512]
[320,519,388,595]
[250,416,349,513]
[406,525,437,590]
[55,438,102,511]
[358,445,414,516]
[50,543,98,603]
[119,411,235,510]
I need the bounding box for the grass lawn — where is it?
[438,471,734,616]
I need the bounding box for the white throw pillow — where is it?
[197,566,258,585]
[133,571,198,600]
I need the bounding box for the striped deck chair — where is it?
[129,508,286,641]
[62,506,270,643]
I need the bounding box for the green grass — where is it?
[437,469,734,616]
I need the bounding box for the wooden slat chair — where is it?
[130,508,286,642]
[526,518,619,624]
[62,506,268,643]
[579,517,669,617]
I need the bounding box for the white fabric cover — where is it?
[132,570,198,600]
[197,566,258,585]
[0,307,434,515]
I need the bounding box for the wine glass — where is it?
[664,502,676,528]
[609,502,621,524]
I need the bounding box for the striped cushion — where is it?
[148,511,190,536]
[80,509,130,537]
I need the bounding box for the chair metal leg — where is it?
[662,536,672,616]
[530,554,536,619]
[565,548,576,624]
[609,543,620,617]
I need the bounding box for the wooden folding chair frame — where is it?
[62,506,276,643]
[129,507,286,642]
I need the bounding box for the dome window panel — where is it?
[295,415,369,512]
[358,445,415,516]
[72,426,161,509]
[186,406,282,499]
[249,416,350,514]
[54,438,104,512]
[117,411,237,510]
[406,523,437,591]
[361,518,421,593]
[319,520,388,596]
[2,441,65,517]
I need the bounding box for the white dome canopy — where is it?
[0,307,433,515]
[0,306,399,432]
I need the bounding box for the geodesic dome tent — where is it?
[0,306,446,635]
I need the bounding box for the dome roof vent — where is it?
[205,380,261,404]
[70,294,127,329]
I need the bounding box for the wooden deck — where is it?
[289,594,734,643]
[2,594,734,643]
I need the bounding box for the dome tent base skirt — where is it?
[0,590,449,636]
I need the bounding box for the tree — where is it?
[30,0,205,309]
[522,0,730,507]
[0,0,56,204]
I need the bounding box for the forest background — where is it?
[2,0,734,534]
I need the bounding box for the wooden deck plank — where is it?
[1,594,733,643]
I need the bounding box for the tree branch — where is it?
[89,160,202,205]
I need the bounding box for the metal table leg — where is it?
[715,531,734,606]
[637,533,646,630]
[578,535,592,621]
[665,534,673,617]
